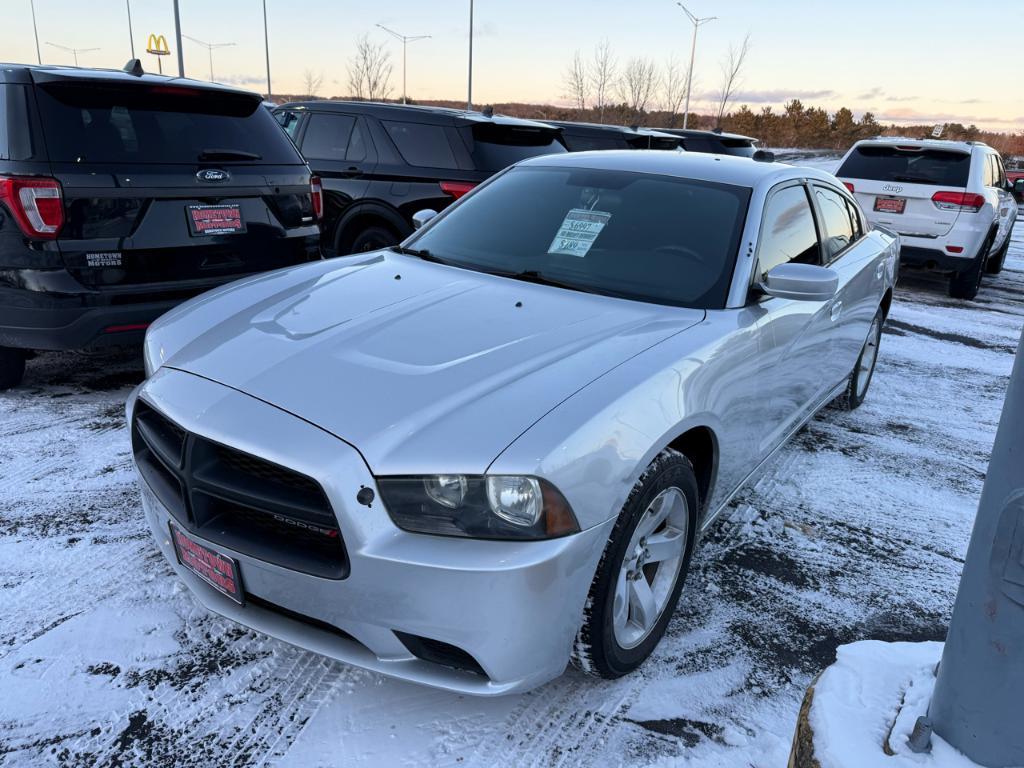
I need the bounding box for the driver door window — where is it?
[756,185,821,281]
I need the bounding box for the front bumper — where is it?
[129,368,611,695]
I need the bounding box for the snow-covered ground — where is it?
[1,196,1021,767]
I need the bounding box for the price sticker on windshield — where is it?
[548,209,611,257]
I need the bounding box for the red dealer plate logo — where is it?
[169,522,244,604]
[186,203,245,236]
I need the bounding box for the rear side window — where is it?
[462,123,566,172]
[384,121,458,169]
[814,186,856,260]
[562,134,623,152]
[275,110,302,142]
[33,82,302,164]
[0,86,7,159]
[0,84,34,160]
[757,185,820,279]
[837,145,970,187]
[301,113,355,161]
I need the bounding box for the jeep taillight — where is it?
[440,180,477,200]
[0,176,64,239]
[931,191,985,213]
[842,182,855,193]
[310,175,323,220]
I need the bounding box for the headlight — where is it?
[377,475,579,540]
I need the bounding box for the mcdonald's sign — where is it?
[146,34,170,56]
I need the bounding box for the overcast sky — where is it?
[2,0,1020,132]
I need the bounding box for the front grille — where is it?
[132,400,349,579]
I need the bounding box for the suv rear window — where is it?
[34,82,302,165]
[462,123,566,172]
[837,145,970,187]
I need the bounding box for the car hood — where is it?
[152,251,704,474]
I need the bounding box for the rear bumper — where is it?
[0,269,265,351]
[899,246,974,272]
[128,369,611,695]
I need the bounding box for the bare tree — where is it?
[348,34,394,101]
[659,56,688,127]
[618,57,657,121]
[589,39,616,123]
[714,33,752,128]
[564,50,589,113]
[302,69,324,99]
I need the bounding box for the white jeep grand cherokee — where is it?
[837,138,1019,299]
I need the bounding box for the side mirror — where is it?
[412,209,438,230]
[1013,179,1024,195]
[761,262,839,302]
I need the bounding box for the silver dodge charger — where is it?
[128,151,898,695]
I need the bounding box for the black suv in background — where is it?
[659,128,758,157]
[273,101,566,254]
[546,121,681,152]
[0,63,321,389]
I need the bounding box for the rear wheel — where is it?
[571,450,698,679]
[949,233,992,300]
[835,308,883,411]
[349,225,399,254]
[984,235,1009,275]
[0,347,27,390]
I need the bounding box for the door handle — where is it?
[830,300,843,322]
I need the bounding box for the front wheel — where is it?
[835,309,883,411]
[571,450,698,679]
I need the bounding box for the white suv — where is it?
[836,139,1019,299]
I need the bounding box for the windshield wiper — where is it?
[198,148,262,161]
[492,269,601,295]
[388,245,449,264]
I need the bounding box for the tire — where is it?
[571,449,699,679]
[835,308,883,411]
[949,233,992,300]
[0,347,26,390]
[347,225,399,255]
[984,235,1009,275]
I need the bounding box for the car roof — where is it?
[546,120,680,139]
[275,100,559,130]
[517,149,837,189]
[0,62,260,98]
[658,128,757,143]
[852,137,985,153]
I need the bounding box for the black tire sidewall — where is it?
[0,347,26,390]
[349,225,399,254]
[950,232,993,299]
[845,310,883,409]
[585,455,699,677]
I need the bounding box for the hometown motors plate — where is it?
[874,196,907,214]
[169,521,244,604]
[186,203,246,236]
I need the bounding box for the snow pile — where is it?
[809,641,979,768]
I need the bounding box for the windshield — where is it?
[837,145,970,186]
[35,82,303,165]
[409,166,750,309]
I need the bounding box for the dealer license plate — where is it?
[169,522,244,604]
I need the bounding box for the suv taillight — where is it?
[0,176,64,239]
[932,191,985,213]
[842,182,855,193]
[440,181,477,200]
[310,175,323,220]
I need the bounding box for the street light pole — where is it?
[676,2,716,129]
[467,0,474,110]
[172,0,184,77]
[183,35,236,83]
[376,24,430,105]
[126,0,135,58]
[29,0,42,64]
[262,0,272,98]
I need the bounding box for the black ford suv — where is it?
[273,101,566,255]
[0,63,321,388]
[546,121,681,152]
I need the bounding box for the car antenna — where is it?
[753,149,776,163]
[481,106,494,117]
[122,58,144,76]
